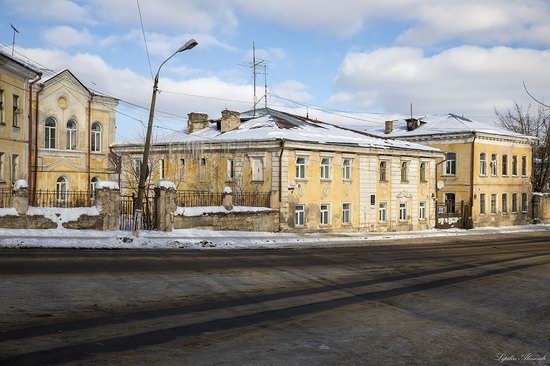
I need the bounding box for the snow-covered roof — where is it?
[345,113,535,140]
[115,108,440,153]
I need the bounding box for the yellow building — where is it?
[32,70,119,195]
[114,108,444,232]
[365,114,535,228]
[0,51,40,188]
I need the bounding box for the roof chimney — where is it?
[384,120,393,134]
[220,109,240,133]
[187,112,209,133]
[405,118,419,131]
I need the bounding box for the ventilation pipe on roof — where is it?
[187,112,209,133]
[384,120,393,134]
[220,109,240,133]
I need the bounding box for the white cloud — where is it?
[245,47,287,62]
[271,80,312,103]
[43,26,95,48]
[331,46,550,116]
[4,0,93,23]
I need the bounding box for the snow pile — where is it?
[27,207,100,228]
[156,180,176,189]
[175,205,272,216]
[96,181,119,190]
[0,208,18,217]
[223,186,232,194]
[13,179,28,190]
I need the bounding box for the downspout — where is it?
[28,73,42,199]
[278,139,285,232]
[469,132,477,229]
[33,83,44,199]
[109,146,122,189]
[87,93,94,192]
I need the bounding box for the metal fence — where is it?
[32,190,94,208]
[175,190,271,208]
[119,194,157,231]
[0,189,11,208]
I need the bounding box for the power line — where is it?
[136,0,154,80]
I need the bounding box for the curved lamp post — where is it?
[134,39,198,235]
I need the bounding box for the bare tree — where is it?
[495,102,550,192]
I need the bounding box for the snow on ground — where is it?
[0,208,18,217]
[176,206,272,216]
[0,224,549,250]
[26,207,100,229]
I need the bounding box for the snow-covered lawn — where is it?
[0,224,549,250]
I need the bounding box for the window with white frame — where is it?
[56,176,68,202]
[45,117,56,149]
[320,157,331,180]
[159,159,165,179]
[521,193,528,212]
[502,155,508,176]
[512,156,518,176]
[199,158,207,182]
[179,159,186,180]
[251,157,264,181]
[379,202,387,223]
[479,152,487,176]
[295,204,305,227]
[91,122,102,152]
[342,159,352,180]
[420,162,427,182]
[444,152,456,175]
[512,193,518,213]
[491,154,497,176]
[133,159,142,177]
[0,89,4,124]
[480,193,486,214]
[66,120,77,150]
[521,156,527,176]
[491,193,497,214]
[419,201,426,220]
[0,152,4,181]
[401,161,408,182]
[226,159,234,180]
[11,154,18,184]
[379,161,387,181]
[12,94,19,128]
[399,202,407,221]
[342,203,351,224]
[295,156,306,179]
[91,176,99,193]
[320,203,330,225]
[502,193,508,214]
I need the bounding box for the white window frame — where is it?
[45,117,56,149]
[199,158,207,182]
[379,161,387,182]
[295,204,305,227]
[295,156,306,179]
[479,152,487,176]
[502,155,508,176]
[179,158,186,180]
[159,159,165,180]
[502,193,508,214]
[11,154,18,184]
[419,162,427,182]
[91,122,102,152]
[521,193,528,213]
[419,201,426,220]
[480,193,486,215]
[512,192,518,213]
[320,157,331,180]
[512,156,518,176]
[342,203,351,225]
[491,193,497,214]
[342,159,352,180]
[491,153,498,176]
[56,176,68,202]
[399,202,407,221]
[400,161,408,182]
[91,176,99,192]
[320,203,330,225]
[12,94,19,128]
[521,156,527,176]
[379,202,387,223]
[226,159,235,181]
[66,120,77,150]
[445,152,456,175]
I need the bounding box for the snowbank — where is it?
[27,207,100,228]
[0,208,18,217]
[175,205,272,216]
[96,181,119,190]
[156,180,176,189]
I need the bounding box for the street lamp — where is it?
[134,38,197,236]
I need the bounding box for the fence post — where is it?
[12,180,29,215]
[155,181,176,232]
[222,186,233,211]
[94,181,120,231]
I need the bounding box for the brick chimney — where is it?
[220,109,240,133]
[187,112,209,133]
[384,120,393,134]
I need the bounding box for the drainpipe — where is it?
[109,146,122,189]
[469,132,477,228]
[33,83,44,200]
[28,73,42,199]
[278,139,285,203]
[87,93,94,192]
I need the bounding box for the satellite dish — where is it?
[437,180,445,190]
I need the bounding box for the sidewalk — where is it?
[1,224,550,250]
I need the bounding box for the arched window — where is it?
[56,176,68,202]
[91,176,100,191]
[45,117,56,149]
[66,119,77,150]
[91,122,102,152]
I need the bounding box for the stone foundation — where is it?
[174,211,279,232]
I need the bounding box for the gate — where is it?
[435,200,468,229]
[119,193,158,231]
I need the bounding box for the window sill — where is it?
[320,179,332,182]
[295,178,308,182]
[441,174,456,177]
[401,180,409,184]
[419,218,426,221]
[341,223,352,226]
[251,180,264,183]
[343,179,352,183]
[225,179,235,183]
[379,180,389,183]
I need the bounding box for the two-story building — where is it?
[113,108,444,232]
[355,113,535,228]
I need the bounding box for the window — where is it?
[251,157,264,181]
[159,159,165,179]
[342,203,351,224]
[91,176,99,192]
[179,159,186,180]
[379,202,387,223]
[491,194,497,214]
[491,154,497,176]
[12,94,19,127]
[480,193,486,214]
[56,176,68,202]
[512,156,518,176]
[66,120,77,150]
[91,122,102,152]
[522,193,528,212]
[521,156,527,176]
[479,152,487,176]
[399,202,407,221]
[401,161,408,182]
[295,157,306,179]
[295,204,305,227]
[342,159,352,180]
[379,161,387,181]
[11,154,18,184]
[512,193,518,213]
[320,157,331,180]
[199,158,207,182]
[0,152,4,181]
[226,159,234,180]
[133,159,142,177]
[420,162,427,182]
[502,193,508,214]
[0,89,4,124]
[419,201,426,220]
[445,193,456,214]
[502,155,508,176]
[320,204,330,225]
[445,152,456,175]
[45,117,56,149]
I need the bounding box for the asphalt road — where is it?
[1,232,549,365]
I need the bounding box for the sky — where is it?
[1,0,550,141]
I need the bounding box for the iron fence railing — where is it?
[0,189,12,208]
[233,192,271,207]
[175,190,271,208]
[32,190,94,208]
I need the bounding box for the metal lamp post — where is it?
[133,38,198,236]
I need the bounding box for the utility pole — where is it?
[10,24,19,56]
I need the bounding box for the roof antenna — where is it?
[410,102,413,120]
[10,24,20,56]
[306,107,309,119]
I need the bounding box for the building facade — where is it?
[0,51,40,188]
[114,108,444,232]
